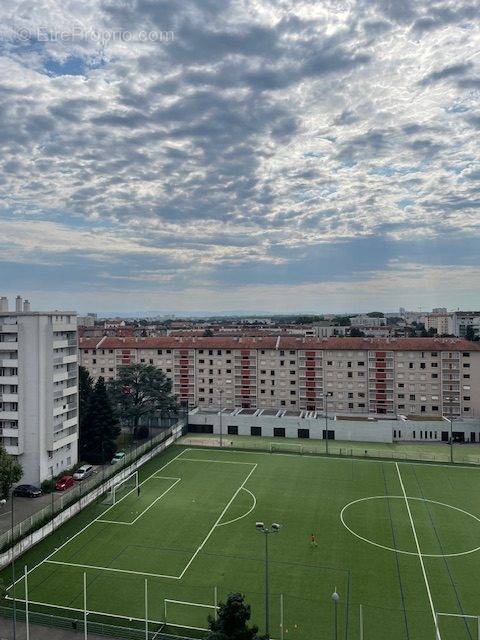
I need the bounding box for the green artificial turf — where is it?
[3,444,480,639]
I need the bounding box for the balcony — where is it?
[0,393,18,402]
[0,341,18,351]
[0,375,18,385]
[0,410,18,420]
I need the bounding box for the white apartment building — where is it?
[424,313,454,335]
[452,312,480,339]
[79,336,480,422]
[0,296,78,485]
[350,315,387,327]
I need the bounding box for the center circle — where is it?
[340,496,480,558]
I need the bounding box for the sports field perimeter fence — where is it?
[0,414,188,553]
[181,435,480,466]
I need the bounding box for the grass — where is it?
[2,443,480,639]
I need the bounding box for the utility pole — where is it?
[255,522,282,638]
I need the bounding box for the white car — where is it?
[73,465,94,481]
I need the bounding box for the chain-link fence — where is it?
[0,413,188,553]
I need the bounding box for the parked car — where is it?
[110,451,126,464]
[73,465,94,481]
[13,484,42,498]
[55,475,75,491]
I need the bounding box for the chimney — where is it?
[15,295,23,312]
[0,296,8,312]
[23,300,31,312]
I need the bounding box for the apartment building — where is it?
[452,311,480,339]
[79,336,480,420]
[424,313,453,335]
[0,296,78,485]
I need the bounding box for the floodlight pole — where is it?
[256,523,281,638]
[449,414,454,464]
[11,489,16,640]
[324,392,332,455]
[219,388,224,448]
[332,589,340,640]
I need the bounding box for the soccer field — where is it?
[4,444,480,639]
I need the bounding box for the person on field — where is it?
[310,532,318,548]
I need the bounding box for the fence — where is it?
[180,435,480,466]
[0,417,188,556]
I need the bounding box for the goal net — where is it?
[269,442,303,455]
[436,612,480,639]
[163,598,218,632]
[103,471,139,505]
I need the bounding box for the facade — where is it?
[0,296,78,485]
[452,311,480,339]
[424,313,453,335]
[350,315,387,327]
[188,409,480,444]
[79,336,480,420]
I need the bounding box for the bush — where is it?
[134,425,150,440]
[41,479,55,493]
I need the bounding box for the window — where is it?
[298,428,309,439]
[251,426,262,436]
[274,427,286,437]
[227,425,238,435]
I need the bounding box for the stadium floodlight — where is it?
[331,589,340,640]
[325,391,333,456]
[255,522,282,638]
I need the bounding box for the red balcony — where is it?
[306,391,316,398]
[375,351,386,358]
[241,350,250,356]
[305,351,316,357]
[376,393,386,400]
[376,382,387,390]
[240,389,250,396]
[376,373,386,380]
[179,359,189,366]
[306,380,315,388]
[305,371,315,378]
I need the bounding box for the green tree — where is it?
[203,328,214,337]
[366,311,384,318]
[0,444,23,499]
[466,326,476,341]
[78,365,94,439]
[80,377,120,464]
[349,327,365,337]
[207,593,266,640]
[108,363,178,433]
[333,316,351,326]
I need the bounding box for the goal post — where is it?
[436,612,480,639]
[269,442,303,455]
[103,471,139,505]
[163,598,219,632]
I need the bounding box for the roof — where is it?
[78,336,480,352]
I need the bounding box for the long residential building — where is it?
[0,296,78,484]
[79,336,480,419]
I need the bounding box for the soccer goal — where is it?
[163,598,219,632]
[436,611,480,639]
[103,471,139,505]
[269,442,303,455]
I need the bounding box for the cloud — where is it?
[0,0,479,311]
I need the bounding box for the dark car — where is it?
[13,484,42,498]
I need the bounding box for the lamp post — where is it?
[331,588,340,640]
[256,522,282,638]
[219,388,224,448]
[11,489,16,640]
[324,392,333,455]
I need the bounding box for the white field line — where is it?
[6,447,190,591]
[217,487,256,527]
[165,598,217,609]
[189,444,480,471]
[396,463,441,640]
[97,478,181,525]
[178,462,257,579]
[45,559,180,580]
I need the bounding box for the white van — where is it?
[73,465,94,481]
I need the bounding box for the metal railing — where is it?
[0,416,187,552]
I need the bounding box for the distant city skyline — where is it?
[1,1,479,310]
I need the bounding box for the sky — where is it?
[0,0,479,315]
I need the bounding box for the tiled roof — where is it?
[79,336,480,352]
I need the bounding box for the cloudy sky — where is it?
[0,0,479,314]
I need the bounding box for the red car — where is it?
[55,475,75,491]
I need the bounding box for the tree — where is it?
[333,316,351,326]
[203,328,214,337]
[349,327,365,337]
[80,377,120,464]
[78,365,94,435]
[466,326,476,341]
[366,311,384,318]
[0,444,23,499]
[108,363,178,433]
[207,593,266,640]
